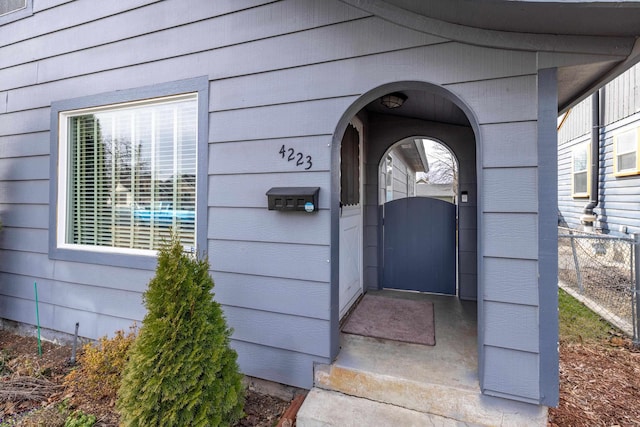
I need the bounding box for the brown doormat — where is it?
[341,294,435,346]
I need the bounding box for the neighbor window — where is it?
[571,143,589,198]
[57,94,198,255]
[613,128,640,176]
[0,0,31,24]
[0,0,25,16]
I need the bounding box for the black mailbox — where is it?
[266,187,320,212]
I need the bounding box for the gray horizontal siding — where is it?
[209,42,536,113]
[209,208,330,246]
[209,136,331,175]
[483,346,539,402]
[0,181,48,204]
[0,204,48,228]
[209,172,330,209]
[32,3,372,84]
[483,258,538,306]
[483,213,538,260]
[481,122,538,168]
[32,0,74,13]
[0,133,49,157]
[224,306,330,357]
[0,294,141,339]
[0,156,48,180]
[232,340,328,389]
[446,75,538,124]
[209,240,330,283]
[0,273,145,321]
[212,272,329,320]
[2,1,303,69]
[484,301,539,353]
[209,98,356,143]
[1,0,162,48]
[0,228,48,253]
[482,168,538,213]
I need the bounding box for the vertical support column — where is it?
[537,68,560,407]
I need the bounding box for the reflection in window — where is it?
[572,143,589,197]
[60,95,197,253]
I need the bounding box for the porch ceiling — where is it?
[365,90,470,127]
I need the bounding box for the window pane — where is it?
[617,131,636,154]
[618,152,636,171]
[574,171,587,194]
[573,147,587,172]
[66,96,197,252]
[0,0,26,16]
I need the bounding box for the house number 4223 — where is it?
[279,145,313,170]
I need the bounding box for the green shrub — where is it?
[64,410,96,427]
[63,327,136,403]
[117,236,244,426]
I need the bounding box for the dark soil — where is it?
[0,330,291,426]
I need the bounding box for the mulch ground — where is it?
[3,330,640,426]
[0,330,291,426]
[548,337,640,426]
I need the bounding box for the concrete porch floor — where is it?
[297,290,548,426]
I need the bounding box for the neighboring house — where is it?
[379,139,428,203]
[2,0,640,416]
[415,179,456,203]
[559,62,640,235]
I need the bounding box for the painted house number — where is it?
[279,144,313,170]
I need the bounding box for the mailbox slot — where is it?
[266,187,320,212]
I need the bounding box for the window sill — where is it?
[49,245,159,271]
[613,170,640,178]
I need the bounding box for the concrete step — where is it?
[305,333,547,426]
[297,388,474,427]
[312,363,547,426]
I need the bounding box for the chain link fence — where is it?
[558,227,639,344]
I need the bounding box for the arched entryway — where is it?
[330,82,481,392]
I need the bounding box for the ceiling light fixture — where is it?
[380,92,407,109]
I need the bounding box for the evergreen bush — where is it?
[117,237,244,426]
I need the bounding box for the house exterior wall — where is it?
[558,63,640,234]
[378,149,417,203]
[0,0,556,403]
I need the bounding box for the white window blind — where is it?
[61,94,197,253]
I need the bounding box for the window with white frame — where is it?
[57,94,198,255]
[571,142,589,198]
[614,128,639,176]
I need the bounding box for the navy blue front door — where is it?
[382,197,456,294]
